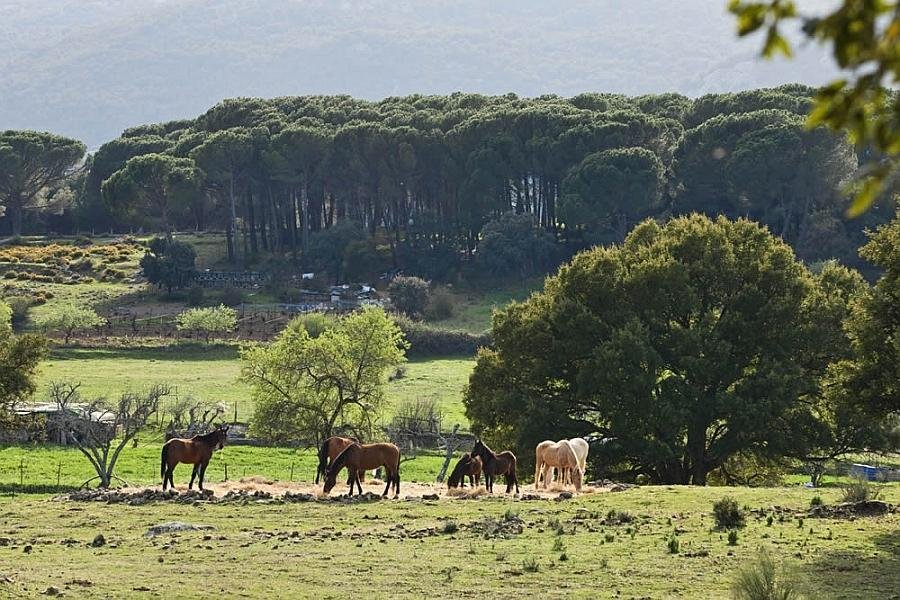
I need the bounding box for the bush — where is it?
[292,312,331,338]
[732,550,800,600]
[809,495,823,507]
[2,271,16,279]
[392,314,492,357]
[221,286,243,307]
[441,520,459,534]
[841,476,881,503]
[389,276,430,317]
[727,530,739,546]
[176,304,238,343]
[186,285,205,307]
[713,497,746,530]
[425,286,456,321]
[667,535,680,554]
[6,296,33,329]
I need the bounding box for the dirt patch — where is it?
[807,500,896,519]
[59,478,615,504]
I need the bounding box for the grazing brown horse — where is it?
[323,442,401,497]
[316,435,361,484]
[447,453,482,489]
[471,439,519,494]
[160,425,229,491]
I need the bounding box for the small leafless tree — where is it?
[164,395,226,438]
[50,381,170,488]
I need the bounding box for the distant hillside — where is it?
[0,0,840,147]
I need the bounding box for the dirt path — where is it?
[119,476,610,500]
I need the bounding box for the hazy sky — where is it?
[0,0,842,146]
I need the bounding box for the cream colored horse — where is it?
[534,440,555,487]
[535,439,582,491]
[565,437,589,485]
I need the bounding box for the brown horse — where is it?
[447,453,483,489]
[160,425,229,491]
[471,439,519,494]
[323,442,401,497]
[316,435,361,484]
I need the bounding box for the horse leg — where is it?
[382,469,391,497]
[355,471,363,495]
[199,462,208,491]
[189,464,199,490]
[164,464,175,490]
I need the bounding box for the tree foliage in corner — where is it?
[464,215,866,485]
[827,211,900,414]
[0,301,47,411]
[728,0,900,215]
[140,237,197,293]
[242,307,407,445]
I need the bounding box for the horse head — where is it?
[215,424,229,450]
[322,469,337,494]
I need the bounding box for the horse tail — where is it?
[394,448,402,494]
[316,438,330,484]
[160,443,169,481]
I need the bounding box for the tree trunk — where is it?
[229,175,238,264]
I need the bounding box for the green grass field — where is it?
[0,444,453,491]
[35,345,474,426]
[0,484,896,598]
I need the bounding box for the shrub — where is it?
[389,276,430,317]
[6,296,33,329]
[3,271,17,279]
[841,476,880,503]
[732,550,800,600]
[728,530,739,546]
[441,520,459,535]
[292,312,331,338]
[809,496,823,507]
[522,557,539,573]
[713,497,746,530]
[393,314,491,357]
[425,286,456,321]
[667,535,680,554]
[37,306,106,343]
[221,285,243,307]
[766,515,774,527]
[176,305,238,343]
[186,285,205,307]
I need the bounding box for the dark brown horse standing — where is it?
[323,442,401,497]
[471,439,519,493]
[447,453,483,489]
[316,435,360,484]
[161,425,229,491]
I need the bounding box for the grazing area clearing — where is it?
[35,346,474,426]
[0,485,897,598]
[429,280,542,334]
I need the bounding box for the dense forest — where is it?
[5,85,896,282]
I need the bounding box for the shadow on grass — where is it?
[796,527,900,599]
[0,483,79,495]
[49,343,241,362]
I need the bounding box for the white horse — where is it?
[535,439,583,491]
[565,437,589,485]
